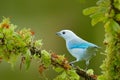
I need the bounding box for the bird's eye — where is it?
[62,31,65,34]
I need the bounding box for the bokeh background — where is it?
[0,0,105,80]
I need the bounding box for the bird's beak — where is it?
[56,32,61,36]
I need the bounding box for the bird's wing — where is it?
[67,39,97,49]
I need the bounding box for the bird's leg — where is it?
[69,60,78,67]
[85,60,89,70]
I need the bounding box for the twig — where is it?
[50,53,97,80]
[75,67,97,80]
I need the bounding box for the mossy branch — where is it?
[75,67,97,80]
[0,17,97,80]
[26,42,98,80]
[51,53,97,80]
[83,0,120,80]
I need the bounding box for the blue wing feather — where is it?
[67,39,97,49]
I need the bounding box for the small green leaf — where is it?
[53,67,64,72]
[115,14,120,21]
[54,71,67,80]
[114,0,120,10]
[66,69,80,80]
[109,9,115,18]
[97,75,107,80]
[105,19,120,34]
[90,12,106,26]
[110,20,120,33]
[41,50,51,67]
[0,34,3,38]
[83,7,98,15]
[25,50,31,70]
[86,69,94,75]
[8,54,19,68]
[96,0,110,7]
[54,69,79,80]
[34,40,43,47]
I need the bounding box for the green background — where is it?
[0,0,104,80]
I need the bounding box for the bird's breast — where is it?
[67,46,87,60]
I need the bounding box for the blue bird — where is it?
[56,30,99,69]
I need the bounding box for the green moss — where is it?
[84,0,120,79]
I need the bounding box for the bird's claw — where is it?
[69,62,74,67]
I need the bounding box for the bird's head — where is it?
[56,30,77,41]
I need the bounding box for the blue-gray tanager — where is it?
[56,30,98,68]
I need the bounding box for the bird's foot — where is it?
[69,62,74,67]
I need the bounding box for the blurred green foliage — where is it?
[84,0,120,79]
[0,0,104,80]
